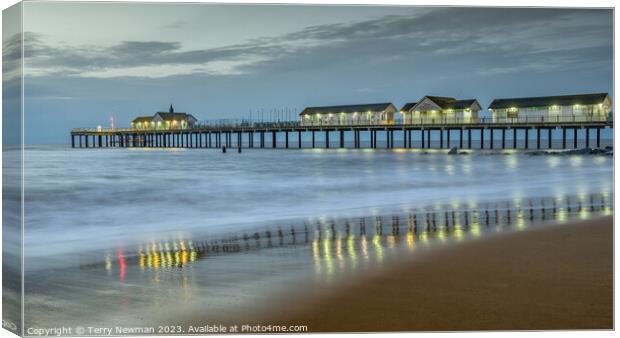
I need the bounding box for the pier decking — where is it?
[71,117,612,150]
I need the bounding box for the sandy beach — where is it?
[259,216,613,331]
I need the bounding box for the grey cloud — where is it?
[21,7,612,79]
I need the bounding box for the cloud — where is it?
[18,7,612,80]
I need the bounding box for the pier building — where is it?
[299,103,397,126]
[489,93,612,123]
[400,96,482,124]
[131,105,198,130]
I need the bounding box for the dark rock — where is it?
[448,147,458,154]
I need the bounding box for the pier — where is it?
[71,118,612,150]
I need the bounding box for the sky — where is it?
[2,3,614,144]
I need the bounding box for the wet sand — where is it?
[268,216,613,331]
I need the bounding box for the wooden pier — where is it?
[71,119,612,150]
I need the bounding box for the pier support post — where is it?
[403,129,407,148]
[562,128,566,149]
[427,129,431,148]
[524,128,529,149]
[536,128,541,149]
[272,131,277,148]
[408,130,412,148]
[548,128,552,148]
[238,132,242,148]
[298,131,302,148]
[480,128,484,149]
[467,129,472,149]
[439,129,444,149]
[285,131,289,148]
[312,130,315,148]
[573,128,578,149]
[421,129,425,149]
[71,135,75,148]
[501,129,506,149]
[325,131,330,148]
[389,130,394,148]
[339,130,344,148]
[513,128,517,149]
[585,128,590,148]
[459,129,463,148]
[489,129,494,149]
[85,135,89,147]
[374,130,378,148]
[596,128,601,148]
[447,129,451,148]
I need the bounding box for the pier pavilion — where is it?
[489,93,612,123]
[131,105,198,130]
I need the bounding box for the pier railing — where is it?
[72,114,611,133]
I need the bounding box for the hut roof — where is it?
[400,102,417,112]
[299,103,395,116]
[132,116,153,123]
[155,112,197,121]
[488,93,609,109]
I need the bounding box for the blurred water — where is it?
[17,146,613,330]
[22,146,612,264]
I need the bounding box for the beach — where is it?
[266,216,613,331]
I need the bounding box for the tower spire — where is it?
[169,104,174,114]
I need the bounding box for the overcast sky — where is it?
[5,3,614,144]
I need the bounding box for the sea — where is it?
[6,145,614,331]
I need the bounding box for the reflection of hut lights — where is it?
[105,254,112,271]
[182,250,189,265]
[166,252,173,268]
[139,252,146,269]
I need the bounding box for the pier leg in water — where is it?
[459,129,463,148]
[585,128,590,148]
[573,128,578,149]
[525,128,529,149]
[562,127,567,149]
[222,146,226,153]
[467,129,472,149]
[537,128,541,149]
[502,128,506,149]
[480,128,484,149]
[548,128,552,148]
[285,131,289,149]
[427,129,431,149]
[440,129,444,149]
[489,128,494,149]
[597,128,601,148]
[326,131,330,149]
[421,129,425,149]
[513,128,517,149]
